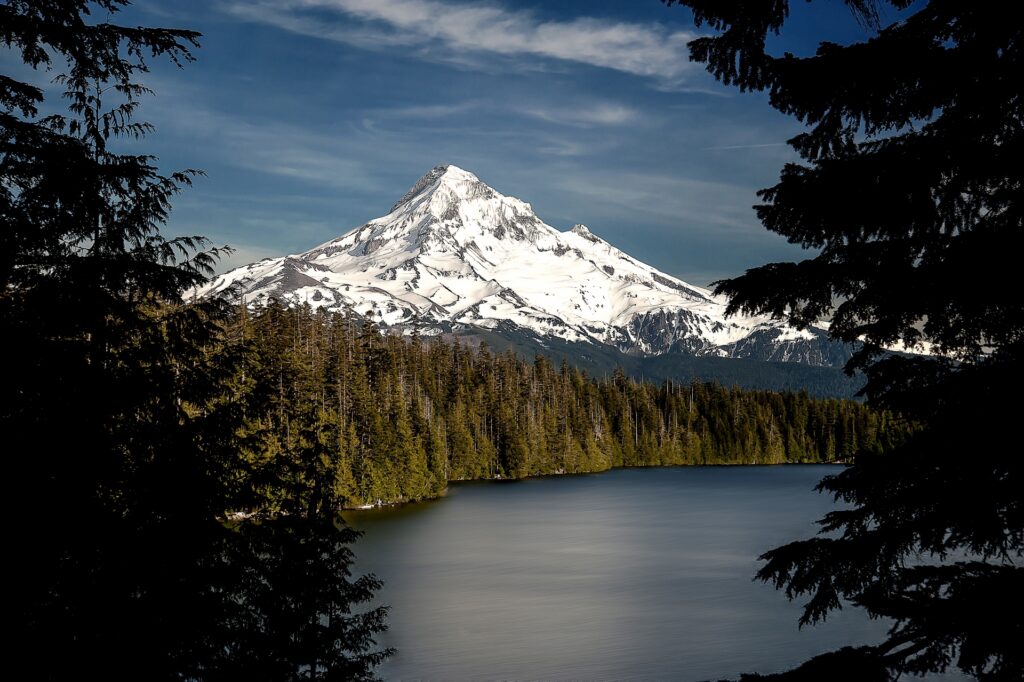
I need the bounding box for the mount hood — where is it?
[193,165,847,367]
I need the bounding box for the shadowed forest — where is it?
[229,302,906,508]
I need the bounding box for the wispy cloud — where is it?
[146,99,383,192]
[366,101,485,121]
[223,0,699,84]
[556,171,762,234]
[522,103,639,127]
[360,98,640,129]
[701,142,789,151]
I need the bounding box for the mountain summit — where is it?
[195,165,845,365]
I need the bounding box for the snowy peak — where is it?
[389,164,483,213]
[194,165,843,367]
[389,166,546,249]
[569,223,601,243]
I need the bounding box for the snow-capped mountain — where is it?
[194,165,847,367]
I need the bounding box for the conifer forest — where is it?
[228,302,907,508]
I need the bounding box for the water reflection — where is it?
[345,466,948,681]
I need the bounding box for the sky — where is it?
[5,0,892,286]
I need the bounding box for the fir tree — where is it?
[1,2,389,678]
[230,304,902,506]
[666,1,1023,678]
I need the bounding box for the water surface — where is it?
[346,466,892,681]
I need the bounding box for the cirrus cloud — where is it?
[224,0,699,84]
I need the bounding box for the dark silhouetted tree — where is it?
[1,1,389,679]
[666,1,1023,679]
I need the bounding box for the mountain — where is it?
[193,165,851,373]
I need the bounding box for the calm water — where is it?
[344,466,931,681]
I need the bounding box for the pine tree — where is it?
[666,1,1023,678]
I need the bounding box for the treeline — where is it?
[228,302,909,507]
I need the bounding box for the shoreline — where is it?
[342,460,848,512]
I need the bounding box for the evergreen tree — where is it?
[212,517,393,682]
[232,301,899,503]
[666,1,1023,678]
[1,2,389,678]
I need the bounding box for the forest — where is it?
[226,301,909,509]
[7,1,1018,679]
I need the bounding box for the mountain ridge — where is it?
[193,165,850,369]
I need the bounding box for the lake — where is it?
[345,466,937,681]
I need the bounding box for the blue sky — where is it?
[7,1,891,285]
